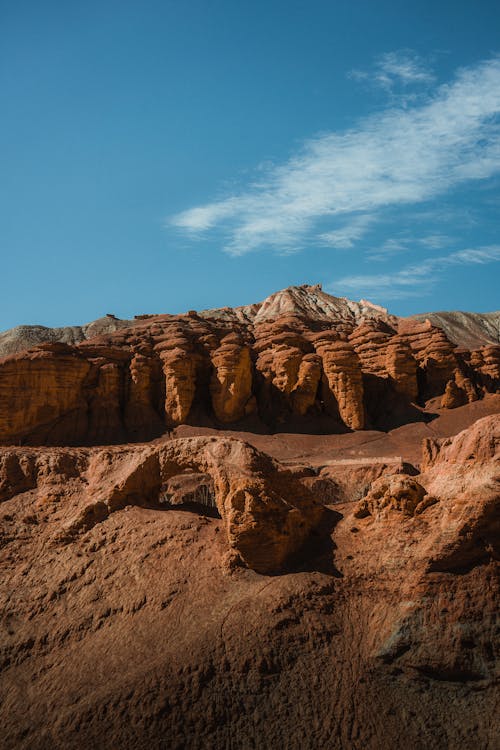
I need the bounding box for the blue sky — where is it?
[1,0,499,329]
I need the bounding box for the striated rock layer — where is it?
[0,418,498,749]
[0,285,498,446]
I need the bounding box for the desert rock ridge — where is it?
[0,285,498,749]
[0,285,498,446]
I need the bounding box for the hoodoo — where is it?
[0,286,498,446]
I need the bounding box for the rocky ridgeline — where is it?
[0,285,498,446]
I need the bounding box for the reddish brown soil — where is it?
[0,408,498,750]
[174,393,500,466]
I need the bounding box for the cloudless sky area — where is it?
[1,0,500,329]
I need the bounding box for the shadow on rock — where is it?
[284,507,343,577]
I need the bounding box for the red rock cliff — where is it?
[0,287,498,446]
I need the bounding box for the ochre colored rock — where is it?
[291,353,322,415]
[210,339,254,422]
[312,333,365,429]
[0,287,497,445]
[87,363,125,443]
[0,452,37,501]
[441,378,467,409]
[158,472,216,511]
[2,437,323,574]
[124,352,164,439]
[385,336,418,400]
[354,474,430,518]
[421,413,499,469]
[468,345,500,391]
[418,416,500,573]
[398,319,459,397]
[1,411,500,748]
[454,370,478,403]
[159,345,197,426]
[349,320,393,377]
[0,346,91,445]
[256,344,303,396]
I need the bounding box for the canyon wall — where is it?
[0,289,498,446]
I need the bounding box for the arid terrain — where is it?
[0,285,499,749]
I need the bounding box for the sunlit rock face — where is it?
[0,285,498,445]
[210,337,255,423]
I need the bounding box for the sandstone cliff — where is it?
[0,286,498,446]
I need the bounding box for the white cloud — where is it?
[170,56,500,256]
[334,246,500,300]
[349,50,435,91]
[367,237,408,261]
[417,234,453,249]
[366,233,453,261]
[171,199,240,232]
[319,214,375,248]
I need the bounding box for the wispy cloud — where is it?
[334,246,500,300]
[366,232,453,261]
[367,237,409,261]
[319,214,375,248]
[349,50,435,91]
[170,56,500,256]
[417,233,453,250]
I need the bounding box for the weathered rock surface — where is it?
[312,332,365,429]
[0,286,499,748]
[0,437,323,575]
[409,309,500,349]
[0,345,92,444]
[291,353,322,415]
[210,337,254,422]
[0,418,498,749]
[354,474,433,518]
[0,314,135,358]
[421,412,499,469]
[418,416,499,574]
[0,285,498,446]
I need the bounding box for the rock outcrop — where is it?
[409,309,500,349]
[418,415,499,574]
[0,344,92,445]
[0,286,498,446]
[0,416,498,750]
[0,314,135,358]
[354,474,435,518]
[210,337,254,422]
[421,413,499,469]
[291,353,322,415]
[312,332,365,429]
[0,437,323,574]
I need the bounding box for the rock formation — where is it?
[0,314,135,358]
[354,474,432,518]
[0,286,498,446]
[0,436,323,575]
[0,283,499,749]
[312,332,365,429]
[0,414,498,749]
[210,336,254,422]
[291,353,322,415]
[409,309,500,349]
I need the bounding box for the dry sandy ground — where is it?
[174,393,500,466]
